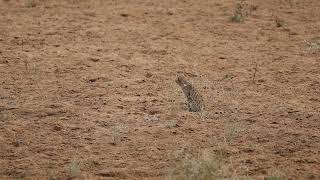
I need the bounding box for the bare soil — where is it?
[0,0,319,179]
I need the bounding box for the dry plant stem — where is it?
[21,39,29,72]
[24,59,29,72]
[252,62,258,83]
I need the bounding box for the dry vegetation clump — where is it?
[305,37,320,54]
[162,120,178,129]
[223,121,247,143]
[275,17,287,28]
[167,149,249,180]
[110,124,128,145]
[231,0,249,23]
[25,0,36,7]
[66,159,81,179]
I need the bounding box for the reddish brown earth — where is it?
[0,0,320,179]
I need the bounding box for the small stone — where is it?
[120,13,129,17]
[53,125,62,131]
[89,57,100,62]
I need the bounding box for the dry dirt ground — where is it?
[0,0,320,179]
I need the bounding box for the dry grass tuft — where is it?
[275,18,287,28]
[162,120,178,128]
[305,37,320,54]
[25,0,36,8]
[111,124,128,145]
[66,160,81,179]
[167,149,249,180]
[231,0,249,23]
[224,121,247,143]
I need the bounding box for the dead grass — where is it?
[167,149,249,180]
[275,18,287,28]
[168,150,224,180]
[231,0,249,23]
[110,124,128,145]
[224,121,247,143]
[66,159,81,179]
[162,120,178,129]
[265,168,285,180]
[305,37,320,54]
[46,163,58,180]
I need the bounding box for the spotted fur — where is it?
[175,75,205,112]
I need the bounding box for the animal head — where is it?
[175,75,189,87]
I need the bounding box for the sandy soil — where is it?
[0,0,320,179]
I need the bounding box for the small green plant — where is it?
[231,0,248,23]
[66,160,81,179]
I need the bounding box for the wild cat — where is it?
[175,75,205,112]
